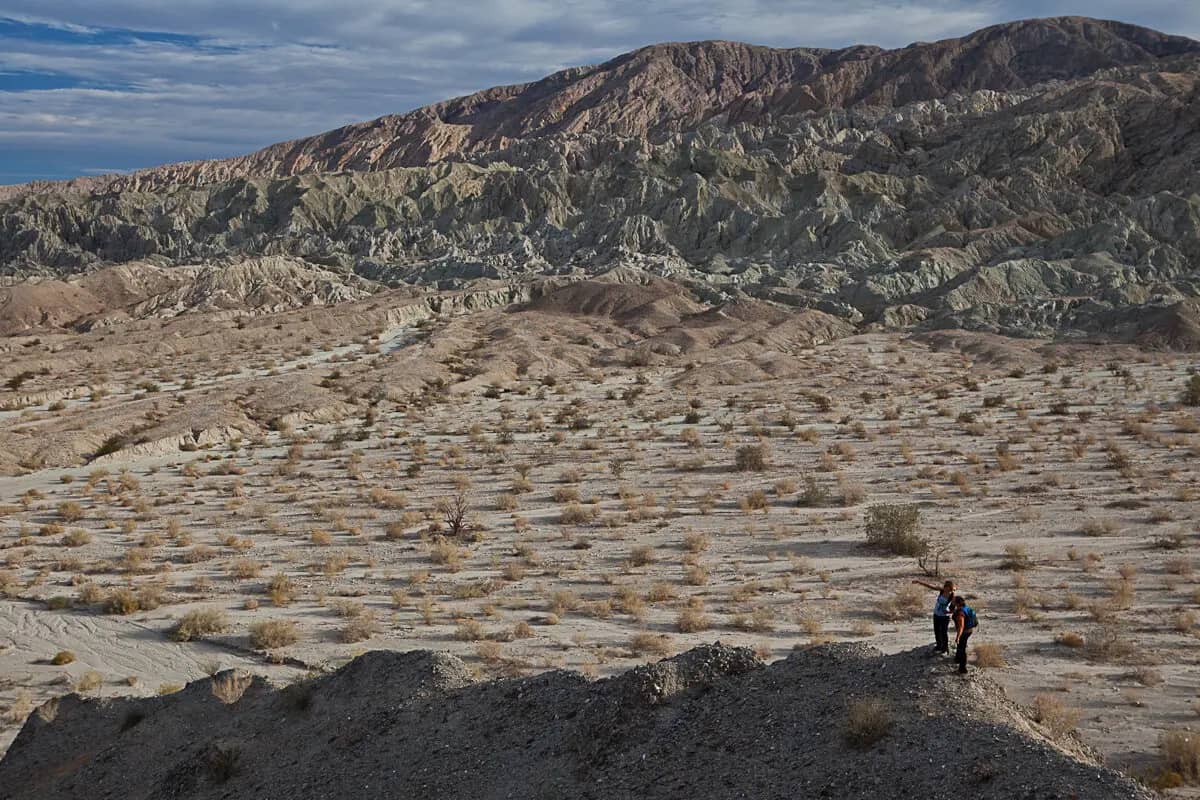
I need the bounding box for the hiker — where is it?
[912,579,955,655]
[951,595,978,675]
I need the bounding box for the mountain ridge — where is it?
[2,15,1195,198]
[2,16,1199,345]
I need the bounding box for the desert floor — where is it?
[2,293,1198,788]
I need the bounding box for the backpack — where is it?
[961,605,978,630]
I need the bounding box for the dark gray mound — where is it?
[0,644,1150,800]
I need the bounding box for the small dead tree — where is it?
[437,492,471,539]
[917,534,954,578]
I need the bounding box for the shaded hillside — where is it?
[0,644,1153,800]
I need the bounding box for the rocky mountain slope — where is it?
[2,17,1199,341]
[5,16,1195,195]
[0,644,1153,800]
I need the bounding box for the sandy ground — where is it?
[1,296,1199,791]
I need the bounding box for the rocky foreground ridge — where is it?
[0,643,1152,800]
[2,16,1200,341]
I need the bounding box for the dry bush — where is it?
[170,608,230,641]
[1000,545,1031,571]
[228,559,262,580]
[51,650,76,665]
[973,643,1007,668]
[553,486,580,503]
[1160,729,1200,785]
[368,488,408,509]
[1032,694,1082,738]
[676,599,710,633]
[249,620,300,649]
[547,589,580,617]
[1080,518,1118,537]
[328,598,365,618]
[739,490,769,513]
[683,532,710,553]
[340,613,379,643]
[74,670,104,693]
[1056,631,1085,649]
[734,444,770,472]
[58,501,85,522]
[455,618,485,641]
[267,574,295,606]
[733,607,776,633]
[877,584,926,620]
[863,504,925,557]
[560,503,596,525]
[838,479,866,506]
[1082,624,1134,662]
[105,587,140,615]
[4,691,34,725]
[844,697,892,748]
[629,545,657,567]
[62,529,92,548]
[429,540,464,570]
[685,564,710,586]
[629,631,673,656]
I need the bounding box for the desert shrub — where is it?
[1056,631,1085,648]
[629,545,656,567]
[57,501,85,522]
[1032,695,1081,738]
[676,600,710,633]
[973,642,1007,668]
[62,529,92,547]
[734,444,769,472]
[228,559,262,580]
[249,620,300,650]
[211,672,253,705]
[739,490,769,512]
[553,486,580,503]
[1161,729,1200,784]
[267,574,295,606]
[51,651,76,666]
[863,504,925,556]
[999,545,1031,571]
[844,697,891,749]
[560,503,595,525]
[455,618,485,641]
[75,671,104,692]
[105,587,140,615]
[1080,518,1118,537]
[877,584,926,620]
[340,613,379,643]
[170,608,230,642]
[368,487,407,509]
[629,632,672,656]
[1082,624,1134,662]
[795,476,830,508]
[1182,375,1200,407]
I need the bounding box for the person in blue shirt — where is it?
[951,595,979,674]
[912,579,955,655]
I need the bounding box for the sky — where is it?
[1,1,1197,183]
